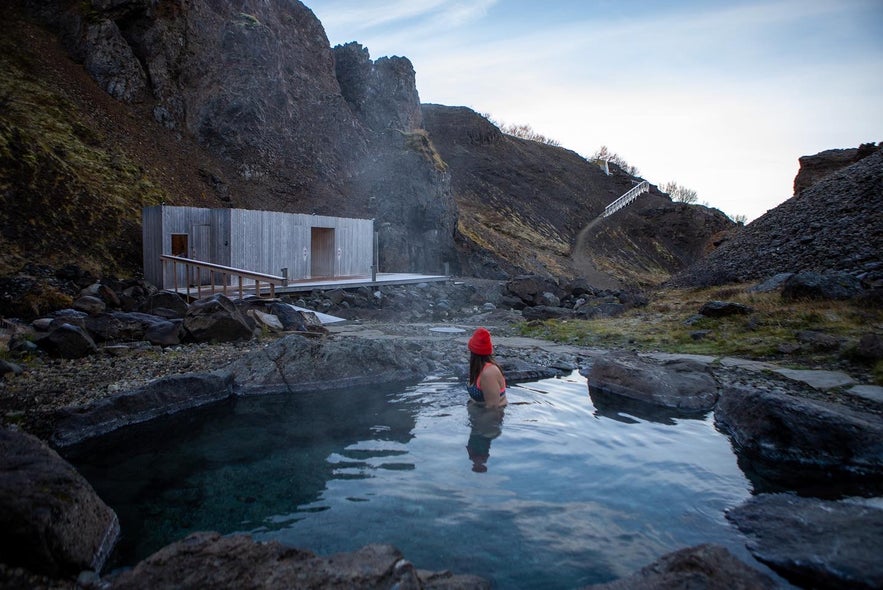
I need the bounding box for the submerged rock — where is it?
[727,494,883,590]
[105,532,490,589]
[0,428,119,577]
[584,351,719,411]
[584,543,776,590]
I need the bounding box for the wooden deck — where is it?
[279,273,449,292]
[173,273,449,299]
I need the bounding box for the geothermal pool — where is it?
[71,372,764,588]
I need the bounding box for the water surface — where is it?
[72,372,760,588]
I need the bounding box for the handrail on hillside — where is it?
[603,180,650,217]
[160,255,288,300]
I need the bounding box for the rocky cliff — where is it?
[672,147,883,287]
[3,0,455,275]
[422,105,734,284]
[792,142,880,195]
[3,0,735,287]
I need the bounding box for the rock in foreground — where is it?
[715,384,883,478]
[0,428,119,578]
[107,532,489,590]
[727,494,883,590]
[583,543,776,589]
[584,351,719,411]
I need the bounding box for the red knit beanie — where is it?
[468,327,493,355]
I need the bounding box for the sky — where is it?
[305,0,883,221]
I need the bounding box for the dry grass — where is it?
[519,284,883,383]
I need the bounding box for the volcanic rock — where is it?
[714,384,883,478]
[183,294,253,343]
[37,323,98,359]
[105,533,489,590]
[781,270,863,301]
[726,494,883,590]
[584,543,776,590]
[584,351,719,411]
[673,148,883,286]
[51,372,234,447]
[698,300,753,317]
[0,427,119,577]
[227,334,431,395]
[793,143,880,195]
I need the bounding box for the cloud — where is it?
[307,0,883,220]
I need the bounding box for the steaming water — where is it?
[70,372,762,588]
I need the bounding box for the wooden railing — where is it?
[602,180,650,217]
[160,255,288,300]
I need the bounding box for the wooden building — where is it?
[142,206,374,290]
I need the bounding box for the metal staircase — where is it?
[602,180,649,217]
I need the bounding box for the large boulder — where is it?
[505,275,560,306]
[52,372,234,447]
[714,384,883,478]
[84,311,171,342]
[183,294,253,343]
[727,494,883,590]
[269,302,326,333]
[143,291,189,318]
[0,428,119,577]
[228,334,432,395]
[106,533,489,589]
[781,270,863,301]
[36,323,98,358]
[584,352,719,412]
[584,543,776,589]
[698,300,752,317]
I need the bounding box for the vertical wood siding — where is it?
[143,206,374,289]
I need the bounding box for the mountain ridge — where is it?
[4,0,870,296]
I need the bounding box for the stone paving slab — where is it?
[772,368,855,390]
[847,384,883,404]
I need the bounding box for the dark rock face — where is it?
[106,532,490,589]
[228,334,432,394]
[421,104,734,283]
[727,494,883,590]
[584,543,776,590]
[15,1,457,276]
[585,352,719,412]
[714,385,883,478]
[0,428,119,577]
[793,143,881,195]
[52,373,234,447]
[334,42,422,134]
[673,148,883,287]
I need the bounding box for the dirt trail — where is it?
[571,216,622,290]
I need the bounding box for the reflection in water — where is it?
[465,403,505,472]
[587,385,708,425]
[68,373,766,589]
[66,383,420,567]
